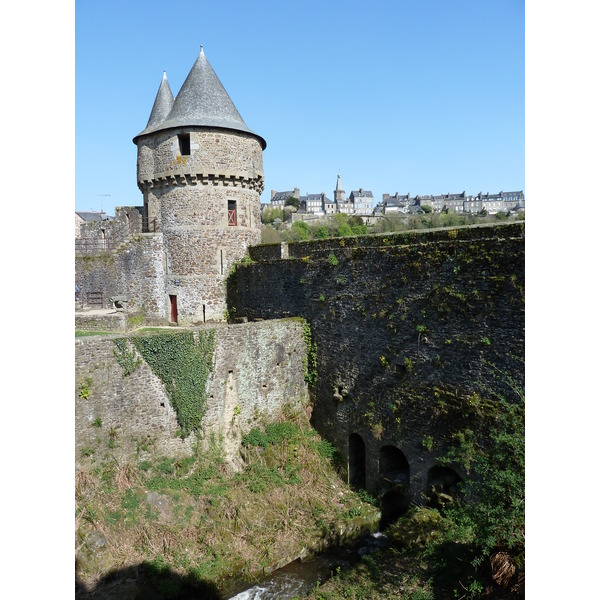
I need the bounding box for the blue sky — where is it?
[75,0,524,214]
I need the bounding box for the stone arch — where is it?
[379,445,410,483]
[348,433,366,489]
[380,490,410,528]
[426,465,463,510]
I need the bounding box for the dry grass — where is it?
[490,551,516,587]
[75,416,379,592]
[75,469,97,499]
[114,463,138,491]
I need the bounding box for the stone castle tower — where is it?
[133,47,266,323]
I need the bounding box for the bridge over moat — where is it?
[227,222,525,513]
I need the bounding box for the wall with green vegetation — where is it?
[227,222,525,502]
[75,320,309,469]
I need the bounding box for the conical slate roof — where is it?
[143,71,175,131]
[134,48,266,149]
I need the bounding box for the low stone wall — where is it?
[75,311,127,332]
[75,319,308,469]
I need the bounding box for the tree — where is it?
[284,196,300,210]
[261,207,283,224]
[430,358,525,597]
[289,220,310,241]
[312,225,329,239]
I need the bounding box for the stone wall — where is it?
[75,233,167,316]
[227,222,525,501]
[75,320,308,469]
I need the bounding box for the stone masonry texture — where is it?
[227,222,525,501]
[75,320,308,470]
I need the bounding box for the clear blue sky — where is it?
[75,0,524,214]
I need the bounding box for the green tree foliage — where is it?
[442,399,524,556]
[313,225,329,239]
[337,223,353,237]
[261,206,283,224]
[284,195,300,209]
[260,208,523,245]
[289,220,310,241]
[425,387,525,597]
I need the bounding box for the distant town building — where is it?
[376,193,412,215]
[348,188,374,216]
[270,188,300,208]
[268,180,524,220]
[268,175,373,218]
[375,190,525,216]
[300,193,330,215]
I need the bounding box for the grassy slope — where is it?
[75,413,379,597]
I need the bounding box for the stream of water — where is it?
[221,531,388,600]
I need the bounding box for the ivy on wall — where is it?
[113,339,142,376]
[303,322,318,386]
[132,331,215,437]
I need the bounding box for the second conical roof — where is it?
[134,48,266,149]
[144,71,175,130]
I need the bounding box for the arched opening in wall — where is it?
[348,433,366,489]
[379,445,410,484]
[426,466,463,511]
[380,491,410,529]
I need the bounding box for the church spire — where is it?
[334,173,345,202]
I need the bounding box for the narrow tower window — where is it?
[178,133,191,156]
[228,200,237,226]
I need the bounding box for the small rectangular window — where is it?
[228,200,237,226]
[178,133,191,156]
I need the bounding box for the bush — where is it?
[261,206,283,224]
[290,220,310,241]
[261,225,282,244]
[313,225,329,239]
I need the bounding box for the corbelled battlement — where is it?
[138,172,264,193]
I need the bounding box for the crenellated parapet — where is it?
[138,171,264,194]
